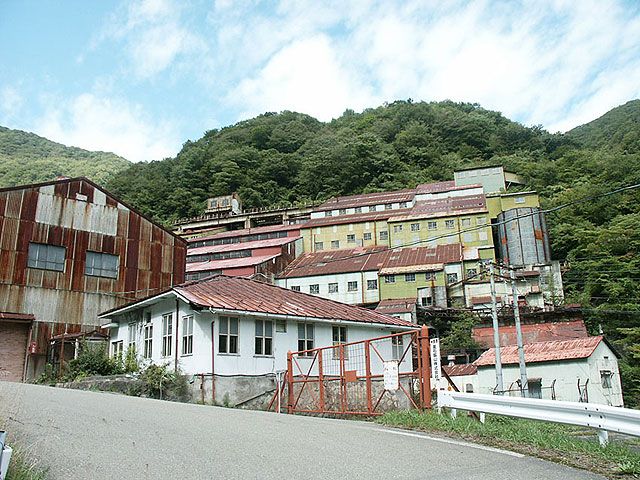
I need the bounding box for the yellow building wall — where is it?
[301,219,390,252]
[485,193,540,219]
[387,212,494,250]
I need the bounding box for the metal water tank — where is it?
[497,207,551,266]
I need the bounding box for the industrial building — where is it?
[0,177,187,381]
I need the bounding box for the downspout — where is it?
[174,299,180,372]
[22,323,33,383]
[210,319,216,404]
[361,271,365,304]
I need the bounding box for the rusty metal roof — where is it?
[474,336,605,366]
[188,236,298,256]
[277,246,391,279]
[303,208,412,229]
[472,320,589,349]
[186,254,279,272]
[188,223,301,243]
[375,298,417,314]
[415,181,482,194]
[314,189,415,212]
[0,312,35,322]
[379,244,478,275]
[389,194,487,222]
[443,364,478,376]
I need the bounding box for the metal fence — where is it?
[282,326,431,416]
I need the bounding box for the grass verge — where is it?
[377,409,640,479]
[4,444,48,480]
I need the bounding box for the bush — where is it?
[68,342,123,380]
[127,362,190,402]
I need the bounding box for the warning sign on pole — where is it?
[383,361,399,391]
[430,338,441,381]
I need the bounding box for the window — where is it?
[354,207,362,213]
[427,221,437,230]
[463,233,473,242]
[182,315,193,355]
[144,322,153,359]
[219,316,239,354]
[27,243,65,272]
[528,378,542,399]
[399,202,408,208]
[601,370,613,389]
[421,297,432,306]
[222,198,229,206]
[379,231,388,240]
[325,210,333,217]
[392,334,404,360]
[112,340,123,358]
[405,273,415,282]
[425,272,435,281]
[445,220,455,229]
[298,323,314,355]
[291,285,301,292]
[384,275,395,284]
[514,196,526,204]
[85,251,119,278]
[466,268,478,279]
[363,232,372,240]
[461,218,471,226]
[314,242,324,251]
[310,284,320,294]
[477,217,487,225]
[411,223,420,232]
[331,240,340,249]
[465,384,474,393]
[276,320,287,333]
[367,279,378,290]
[369,205,377,212]
[210,199,218,207]
[478,231,488,241]
[332,326,347,359]
[162,313,173,357]
[347,234,356,243]
[127,323,136,352]
[255,319,273,356]
[392,225,402,233]
[385,203,393,210]
[339,209,347,215]
[447,273,458,284]
[328,283,339,293]
[347,281,358,292]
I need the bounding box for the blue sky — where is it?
[1,0,639,162]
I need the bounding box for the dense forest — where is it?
[0,126,130,188]
[105,99,640,404]
[2,98,639,404]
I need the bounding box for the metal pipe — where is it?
[22,324,33,383]
[210,320,215,404]
[510,268,528,397]
[174,299,179,372]
[489,262,504,394]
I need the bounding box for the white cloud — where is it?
[0,87,23,124]
[35,93,180,162]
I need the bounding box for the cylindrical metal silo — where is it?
[496,207,551,266]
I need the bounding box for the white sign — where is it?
[430,338,441,381]
[383,361,399,391]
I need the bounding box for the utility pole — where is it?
[510,267,528,397]
[489,262,504,394]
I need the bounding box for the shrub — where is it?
[68,341,123,379]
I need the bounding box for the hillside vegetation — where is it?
[0,126,131,188]
[106,98,640,404]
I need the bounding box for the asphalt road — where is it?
[0,382,605,480]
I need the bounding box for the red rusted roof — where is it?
[188,224,300,243]
[186,254,279,272]
[472,320,589,348]
[379,244,478,274]
[415,182,482,195]
[375,298,417,314]
[314,189,415,212]
[188,236,298,256]
[443,364,478,376]
[0,312,35,322]
[277,246,390,279]
[474,336,604,366]
[389,194,487,222]
[303,209,411,229]
[172,275,419,327]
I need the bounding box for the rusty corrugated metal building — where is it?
[0,177,186,381]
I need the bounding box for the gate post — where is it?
[287,350,294,414]
[420,326,432,409]
[365,340,372,414]
[318,349,325,412]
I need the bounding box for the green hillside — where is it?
[106,98,640,404]
[0,126,131,188]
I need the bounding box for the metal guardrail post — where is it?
[0,430,12,480]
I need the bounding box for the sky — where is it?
[1,0,640,163]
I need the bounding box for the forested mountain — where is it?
[105,99,640,404]
[0,126,130,188]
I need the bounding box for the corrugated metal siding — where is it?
[0,179,187,328]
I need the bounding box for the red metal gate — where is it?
[277,326,431,416]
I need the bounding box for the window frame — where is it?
[314,241,324,251]
[219,316,239,355]
[27,242,66,272]
[112,340,123,358]
[379,231,389,240]
[427,221,437,230]
[309,284,320,294]
[254,319,273,356]
[297,322,314,356]
[346,234,356,243]
[446,272,458,284]
[410,223,420,232]
[367,279,378,290]
[445,219,455,229]
[384,275,395,284]
[332,325,348,359]
[393,224,403,233]
[404,273,416,282]
[143,321,153,359]
[127,323,136,352]
[182,315,194,356]
[291,285,301,292]
[330,240,340,249]
[328,282,339,293]
[85,250,119,279]
[347,281,358,292]
[161,313,173,357]
[363,232,372,241]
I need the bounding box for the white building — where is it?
[99,274,418,406]
[474,336,623,406]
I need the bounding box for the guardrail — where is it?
[437,390,640,446]
[0,431,12,480]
